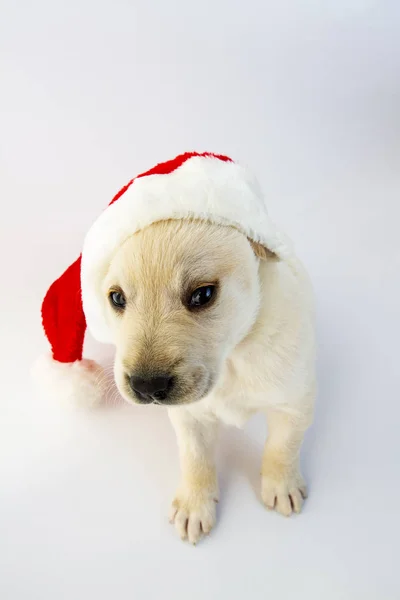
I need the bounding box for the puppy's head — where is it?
[103,219,271,406]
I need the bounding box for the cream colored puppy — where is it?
[104,218,316,544]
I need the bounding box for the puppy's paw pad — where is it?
[261,474,307,517]
[169,493,217,544]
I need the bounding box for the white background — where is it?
[1,1,399,598]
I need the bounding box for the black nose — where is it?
[129,374,174,402]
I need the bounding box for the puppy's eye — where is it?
[109,290,126,309]
[189,285,216,309]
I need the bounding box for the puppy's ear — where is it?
[248,239,279,261]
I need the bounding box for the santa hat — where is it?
[33,151,290,406]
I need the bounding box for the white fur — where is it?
[189,255,316,427]
[81,156,292,344]
[102,219,316,544]
[31,354,105,408]
[166,250,316,425]
[167,252,316,543]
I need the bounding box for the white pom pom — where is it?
[31,354,105,408]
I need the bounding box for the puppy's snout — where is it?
[129,374,174,403]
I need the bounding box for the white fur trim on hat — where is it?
[32,354,105,408]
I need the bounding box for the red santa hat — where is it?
[33,151,290,406]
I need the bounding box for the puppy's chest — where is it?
[204,353,277,428]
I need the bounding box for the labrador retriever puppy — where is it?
[103,218,316,544]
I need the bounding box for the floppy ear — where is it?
[248,239,279,261]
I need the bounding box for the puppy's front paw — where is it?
[169,490,218,545]
[261,470,307,517]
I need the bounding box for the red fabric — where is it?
[42,256,86,363]
[41,152,232,363]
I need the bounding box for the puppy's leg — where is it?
[168,409,218,545]
[261,406,312,517]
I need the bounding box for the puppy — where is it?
[103,217,316,544]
